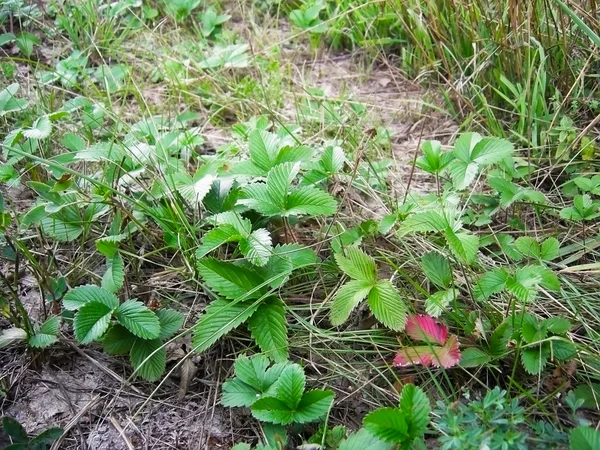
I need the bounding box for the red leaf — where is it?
[405,314,448,345]
[394,335,461,369]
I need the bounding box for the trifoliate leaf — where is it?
[363,408,409,443]
[515,236,540,259]
[521,345,549,375]
[29,316,60,348]
[540,237,560,261]
[249,129,280,172]
[425,289,455,317]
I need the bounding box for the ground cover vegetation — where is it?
[0,0,599,448]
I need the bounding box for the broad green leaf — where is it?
[63,284,119,311]
[95,234,126,257]
[399,211,448,235]
[284,185,337,216]
[29,316,60,348]
[339,429,393,450]
[330,280,373,326]
[570,426,600,450]
[74,301,114,344]
[196,224,242,258]
[540,237,560,261]
[551,340,577,360]
[446,229,479,265]
[29,427,63,447]
[544,317,571,335]
[102,324,137,355]
[521,313,547,343]
[421,252,452,288]
[239,184,281,216]
[334,247,377,282]
[471,137,514,165]
[251,390,334,425]
[192,299,260,353]
[267,162,299,208]
[156,309,185,340]
[1,416,28,442]
[515,236,540,258]
[452,132,483,162]
[275,364,306,409]
[275,145,314,165]
[239,228,273,266]
[399,384,431,440]
[115,300,161,339]
[448,160,479,189]
[130,338,166,381]
[23,116,52,140]
[363,408,408,443]
[248,298,288,362]
[425,288,455,317]
[459,347,491,367]
[292,389,334,423]
[40,216,83,242]
[367,280,407,331]
[249,130,279,171]
[222,378,264,407]
[197,258,265,300]
[101,253,124,293]
[521,344,550,375]
[234,355,289,392]
[473,269,508,300]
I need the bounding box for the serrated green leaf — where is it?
[248,299,288,362]
[292,389,334,423]
[363,408,408,443]
[521,313,546,344]
[399,211,448,235]
[101,253,124,293]
[330,280,373,326]
[29,316,60,348]
[130,338,166,381]
[339,429,393,450]
[285,185,337,216]
[448,160,479,189]
[40,216,83,242]
[63,284,119,311]
[540,237,560,261]
[222,377,263,407]
[23,116,52,140]
[192,299,260,353]
[446,229,479,265]
[251,397,295,424]
[240,228,272,266]
[570,426,600,450]
[0,327,27,348]
[334,247,377,282]
[275,364,306,409]
[399,384,431,440]
[367,280,407,331]
[544,317,571,335]
[421,252,452,288]
[515,236,540,258]
[473,269,508,300]
[471,137,513,165]
[102,324,137,355]
[551,339,577,360]
[459,347,491,367]
[521,346,549,375]
[196,224,242,259]
[425,288,455,317]
[115,300,161,339]
[156,309,184,340]
[2,416,28,442]
[197,258,265,300]
[249,129,279,171]
[74,301,114,344]
[95,234,126,257]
